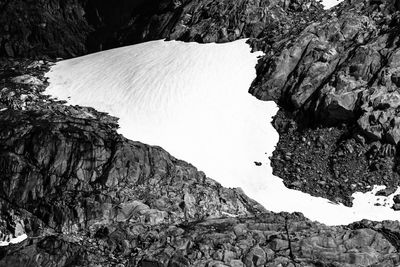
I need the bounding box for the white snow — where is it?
[0,234,28,247]
[321,0,343,9]
[45,39,400,225]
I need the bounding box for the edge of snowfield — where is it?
[322,0,343,9]
[43,39,400,227]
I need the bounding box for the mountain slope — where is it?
[0,0,325,57]
[45,39,400,225]
[2,0,400,266]
[249,0,400,204]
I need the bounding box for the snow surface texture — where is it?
[0,234,27,247]
[322,0,343,9]
[45,39,400,225]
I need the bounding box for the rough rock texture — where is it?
[0,58,398,266]
[251,0,400,126]
[5,0,398,208]
[2,0,400,266]
[271,108,400,206]
[3,213,400,267]
[0,58,266,243]
[254,0,400,203]
[0,0,325,58]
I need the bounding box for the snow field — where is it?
[45,39,400,226]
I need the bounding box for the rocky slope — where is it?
[5,0,400,205]
[251,0,400,204]
[0,0,324,58]
[0,59,265,264]
[2,0,400,266]
[1,57,399,267]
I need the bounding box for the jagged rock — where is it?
[393,194,400,204]
[244,245,266,266]
[320,85,361,122]
[1,214,400,266]
[249,0,400,138]
[376,187,397,197]
[0,0,325,58]
[11,75,43,85]
[3,0,400,266]
[392,204,400,211]
[358,87,400,144]
[391,70,400,87]
[0,109,263,235]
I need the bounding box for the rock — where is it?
[2,0,400,266]
[392,204,400,211]
[27,60,44,69]
[4,42,14,57]
[393,194,400,204]
[376,187,397,197]
[391,70,400,87]
[0,0,325,58]
[244,246,266,267]
[357,87,400,144]
[11,74,43,85]
[168,255,190,267]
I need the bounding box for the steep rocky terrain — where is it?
[0,0,324,58]
[5,0,400,205]
[1,56,399,267]
[2,0,400,266]
[251,0,400,204]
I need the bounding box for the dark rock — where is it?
[0,0,326,58]
[391,70,400,87]
[393,194,400,204]
[376,187,397,197]
[392,204,400,211]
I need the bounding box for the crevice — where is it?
[284,217,299,265]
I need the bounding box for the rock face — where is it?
[0,0,325,58]
[0,58,265,228]
[0,59,267,265]
[1,58,398,267]
[3,213,400,267]
[251,0,400,203]
[251,0,400,129]
[2,0,400,266]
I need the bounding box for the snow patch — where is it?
[0,234,28,247]
[45,39,400,225]
[321,0,343,9]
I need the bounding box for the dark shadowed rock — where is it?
[0,0,326,58]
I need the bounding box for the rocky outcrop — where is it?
[2,212,400,266]
[0,53,398,267]
[0,59,280,265]
[246,0,400,204]
[251,0,400,131]
[0,0,325,58]
[3,0,400,266]
[0,59,265,245]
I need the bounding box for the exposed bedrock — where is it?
[245,0,400,203]
[0,62,263,237]
[5,0,400,147]
[0,0,325,58]
[3,0,400,266]
[1,59,400,266]
[3,214,400,266]
[251,0,400,136]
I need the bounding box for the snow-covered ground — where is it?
[0,234,27,247]
[322,0,343,9]
[45,39,400,226]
